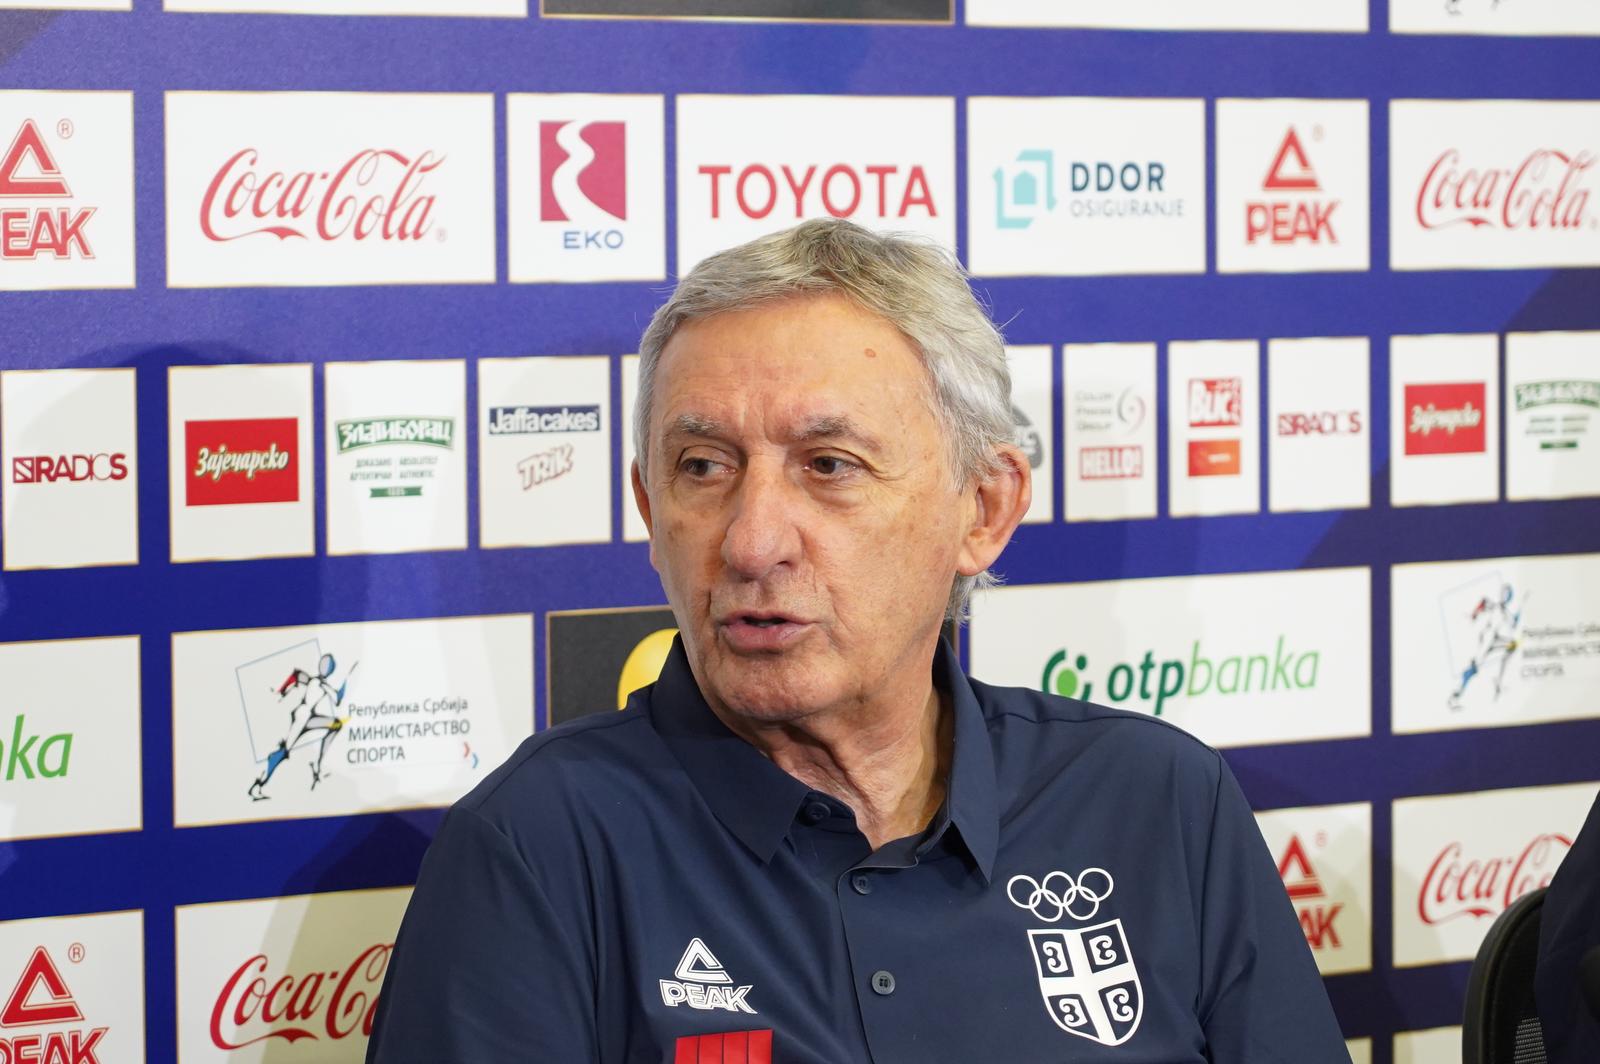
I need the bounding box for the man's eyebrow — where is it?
[793,415,885,454]
[662,413,728,440]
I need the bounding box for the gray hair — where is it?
[634,218,1015,621]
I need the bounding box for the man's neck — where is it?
[712,673,953,852]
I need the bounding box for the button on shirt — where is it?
[368,637,1347,1062]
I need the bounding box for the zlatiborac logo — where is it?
[335,417,454,453]
[186,418,298,507]
[200,147,444,243]
[1,946,106,1063]
[1277,835,1343,950]
[209,944,391,1050]
[11,453,128,484]
[697,163,937,221]
[1417,832,1571,925]
[1042,638,1321,717]
[0,119,95,261]
[1416,148,1595,232]
[1405,382,1486,456]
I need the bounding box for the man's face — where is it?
[636,292,971,724]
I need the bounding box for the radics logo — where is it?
[10,453,127,485]
[1405,382,1487,456]
[186,418,298,506]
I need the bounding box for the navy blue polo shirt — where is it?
[368,637,1347,1062]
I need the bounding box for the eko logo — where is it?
[1041,638,1322,717]
[539,120,626,248]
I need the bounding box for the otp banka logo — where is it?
[539,120,626,249]
[1041,638,1321,717]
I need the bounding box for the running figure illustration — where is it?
[248,652,359,800]
[1447,584,1523,710]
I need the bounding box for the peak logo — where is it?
[209,945,390,1051]
[1276,836,1344,950]
[1247,127,1339,245]
[186,418,298,507]
[1041,637,1321,717]
[1,947,107,1064]
[660,938,756,1015]
[1405,382,1487,455]
[10,454,128,485]
[0,119,96,262]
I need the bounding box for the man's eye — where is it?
[681,457,718,477]
[809,455,855,477]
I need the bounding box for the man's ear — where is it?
[630,460,659,571]
[955,444,1032,578]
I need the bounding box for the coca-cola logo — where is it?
[1417,832,1572,925]
[200,148,444,243]
[208,944,390,1051]
[1416,148,1595,232]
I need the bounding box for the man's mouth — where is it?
[719,612,811,651]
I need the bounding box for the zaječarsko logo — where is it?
[200,147,445,243]
[0,119,96,260]
[1405,382,1486,456]
[1,946,107,1063]
[1041,639,1321,717]
[185,418,298,507]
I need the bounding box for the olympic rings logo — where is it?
[1006,868,1115,922]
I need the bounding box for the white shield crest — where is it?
[1027,920,1143,1046]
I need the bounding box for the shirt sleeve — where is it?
[1195,752,1349,1062]
[366,805,599,1063]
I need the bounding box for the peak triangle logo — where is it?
[1264,128,1320,190]
[660,938,756,1014]
[1277,836,1325,900]
[0,121,70,198]
[1,947,83,1027]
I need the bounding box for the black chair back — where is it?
[1464,886,1549,1064]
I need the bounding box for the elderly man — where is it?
[367,219,1348,1061]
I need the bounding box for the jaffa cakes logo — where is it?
[1277,834,1345,953]
[996,149,1181,228]
[336,416,454,500]
[185,418,298,507]
[1516,378,1598,452]
[1187,377,1243,478]
[1007,868,1142,1046]
[1041,635,1321,718]
[1,946,107,1063]
[539,120,626,252]
[1405,382,1486,456]
[1248,127,1339,247]
[0,119,96,262]
[487,404,602,490]
[201,144,444,245]
[237,640,478,803]
[209,942,391,1052]
[1077,387,1147,482]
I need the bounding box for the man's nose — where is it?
[721,459,802,580]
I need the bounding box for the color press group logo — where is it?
[1405,382,1487,456]
[186,418,298,506]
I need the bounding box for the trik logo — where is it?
[539,120,626,224]
[659,938,756,1015]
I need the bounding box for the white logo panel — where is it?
[326,359,467,555]
[1168,340,1260,517]
[1392,781,1595,967]
[479,356,612,547]
[965,0,1366,31]
[0,910,145,1062]
[621,353,648,543]
[172,614,532,826]
[0,91,134,290]
[968,97,1205,277]
[1216,99,1370,274]
[1391,100,1600,270]
[1393,552,1600,734]
[1390,334,1499,508]
[1392,0,1600,36]
[1268,337,1370,513]
[1254,802,1373,975]
[1393,1028,1464,1064]
[176,888,411,1062]
[508,94,665,283]
[168,363,315,563]
[1063,343,1157,523]
[970,567,1371,748]
[675,95,955,274]
[165,92,495,288]
[1506,331,1600,501]
[1007,346,1053,524]
[1,368,138,571]
[1347,1039,1372,1064]
[0,636,140,843]
[167,0,523,12]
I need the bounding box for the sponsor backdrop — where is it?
[0,2,1597,1061]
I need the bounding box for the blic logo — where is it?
[1041,638,1320,717]
[209,944,390,1051]
[200,148,443,243]
[1416,148,1594,232]
[186,418,298,507]
[1277,411,1363,436]
[1405,382,1487,456]
[1417,833,1571,926]
[697,163,937,221]
[540,120,626,251]
[0,119,96,261]
[1188,378,1242,428]
[11,454,128,484]
[1,947,106,1064]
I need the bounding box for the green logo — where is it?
[1514,380,1600,412]
[2,714,73,780]
[1042,638,1320,716]
[336,417,455,453]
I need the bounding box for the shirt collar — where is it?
[648,634,999,881]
